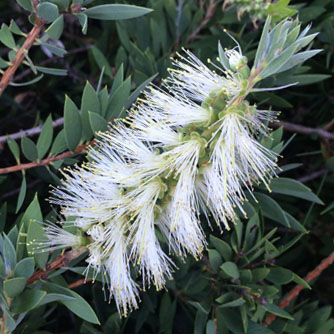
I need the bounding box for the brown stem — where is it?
[68,277,92,289]
[186,1,218,44]
[26,247,87,285]
[0,21,45,97]
[0,142,92,175]
[0,313,5,334]
[264,251,334,326]
[271,121,334,141]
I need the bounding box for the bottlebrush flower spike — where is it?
[42,17,320,316]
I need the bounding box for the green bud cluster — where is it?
[227,0,271,21]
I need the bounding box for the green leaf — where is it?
[218,297,245,308]
[268,177,324,204]
[15,176,26,213]
[24,194,48,269]
[107,77,131,120]
[50,129,67,155]
[218,41,231,71]
[125,73,158,109]
[91,46,113,79]
[247,321,276,334]
[254,16,272,69]
[263,303,294,320]
[9,20,24,36]
[21,136,38,161]
[42,282,100,324]
[111,64,124,95]
[10,74,44,87]
[14,257,34,280]
[3,234,16,272]
[4,310,16,332]
[293,273,311,290]
[206,320,216,334]
[45,14,64,40]
[219,308,244,334]
[255,192,290,227]
[277,50,322,74]
[208,249,223,272]
[75,13,88,34]
[88,111,108,135]
[159,293,176,332]
[39,43,66,57]
[259,42,299,79]
[37,114,53,159]
[194,309,208,334]
[210,235,233,261]
[36,66,67,76]
[220,261,239,279]
[15,223,26,262]
[266,267,293,285]
[38,2,59,23]
[99,86,109,117]
[84,4,152,21]
[81,81,100,140]
[64,96,82,151]
[290,74,331,86]
[7,137,20,163]
[16,0,33,11]
[3,277,26,298]
[252,268,270,282]
[11,289,47,314]
[0,23,16,49]
[0,57,9,69]
[38,293,75,306]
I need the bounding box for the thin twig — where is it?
[0,179,41,201]
[68,278,92,289]
[0,117,64,144]
[264,251,334,326]
[26,247,87,285]
[297,169,328,183]
[186,0,218,44]
[272,121,334,141]
[0,20,45,97]
[0,142,92,175]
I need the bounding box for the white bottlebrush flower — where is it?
[101,219,139,316]
[134,86,213,128]
[45,17,319,316]
[33,221,81,253]
[166,48,242,103]
[210,110,277,202]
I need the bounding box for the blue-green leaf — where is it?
[11,289,47,314]
[15,176,26,213]
[21,136,38,161]
[45,14,64,40]
[88,111,108,135]
[84,4,152,21]
[36,114,53,159]
[16,0,33,11]
[268,177,324,204]
[38,2,59,23]
[64,96,82,151]
[0,23,16,49]
[14,257,35,280]
[263,303,294,320]
[42,282,100,324]
[3,277,26,298]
